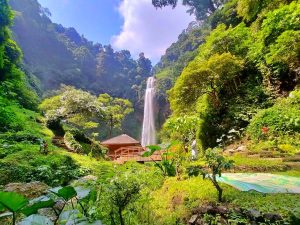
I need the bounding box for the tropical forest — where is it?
[0,0,300,224]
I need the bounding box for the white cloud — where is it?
[111,0,194,63]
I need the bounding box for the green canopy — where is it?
[217,173,300,193]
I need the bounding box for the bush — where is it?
[0,99,23,132]
[28,163,84,186]
[0,143,22,159]
[0,132,40,143]
[247,106,300,139]
[0,144,85,186]
[88,141,107,158]
[247,91,300,140]
[0,162,33,184]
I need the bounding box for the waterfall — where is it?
[141,77,156,147]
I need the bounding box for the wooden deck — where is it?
[108,146,163,164]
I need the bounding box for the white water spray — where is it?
[141,77,156,147]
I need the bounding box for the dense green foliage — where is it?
[157,0,300,151]
[9,0,153,138]
[0,0,300,224]
[98,93,133,137]
[40,86,134,140]
[0,0,85,187]
[9,0,152,96]
[246,89,300,150]
[0,0,38,110]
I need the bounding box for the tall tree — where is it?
[98,93,134,137]
[0,0,38,109]
[137,52,152,79]
[0,0,13,71]
[40,86,104,131]
[169,52,244,112]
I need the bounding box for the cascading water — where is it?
[141,77,156,147]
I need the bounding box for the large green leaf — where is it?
[51,186,77,201]
[0,191,28,212]
[19,214,54,225]
[21,196,55,216]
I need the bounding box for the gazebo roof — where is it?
[102,134,140,145]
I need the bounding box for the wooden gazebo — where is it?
[102,134,143,160]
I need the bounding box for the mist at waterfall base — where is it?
[141,77,156,147]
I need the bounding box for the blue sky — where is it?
[38,0,194,62]
[38,0,122,44]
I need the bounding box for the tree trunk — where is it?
[12,212,16,225]
[210,90,220,108]
[110,211,116,225]
[217,185,223,202]
[109,115,113,138]
[212,175,223,202]
[233,78,238,91]
[119,208,124,225]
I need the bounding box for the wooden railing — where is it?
[108,146,163,164]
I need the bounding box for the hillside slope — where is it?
[10,0,152,97]
[9,0,153,138]
[155,0,300,152]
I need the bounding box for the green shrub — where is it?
[28,163,84,186]
[0,145,85,186]
[247,92,300,140]
[88,141,107,158]
[91,164,163,225]
[247,106,300,140]
[0,162,33,184]
[0,132,40,143]
[0,99,23,132]
[0,143,22,159]
[278,144,299,155]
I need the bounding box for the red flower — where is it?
[261,127,269,134]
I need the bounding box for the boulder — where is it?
[237,145,246,152]
[245,209,264,223]
[216,206,228,215]
[189,215,198,224]
[38,208,57,222]
[246,209,261,218]
[196,218,204,225]
[263,213,283,222]
[73,175,98,186]
[4,181,49,198]
[53,199,65,212]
